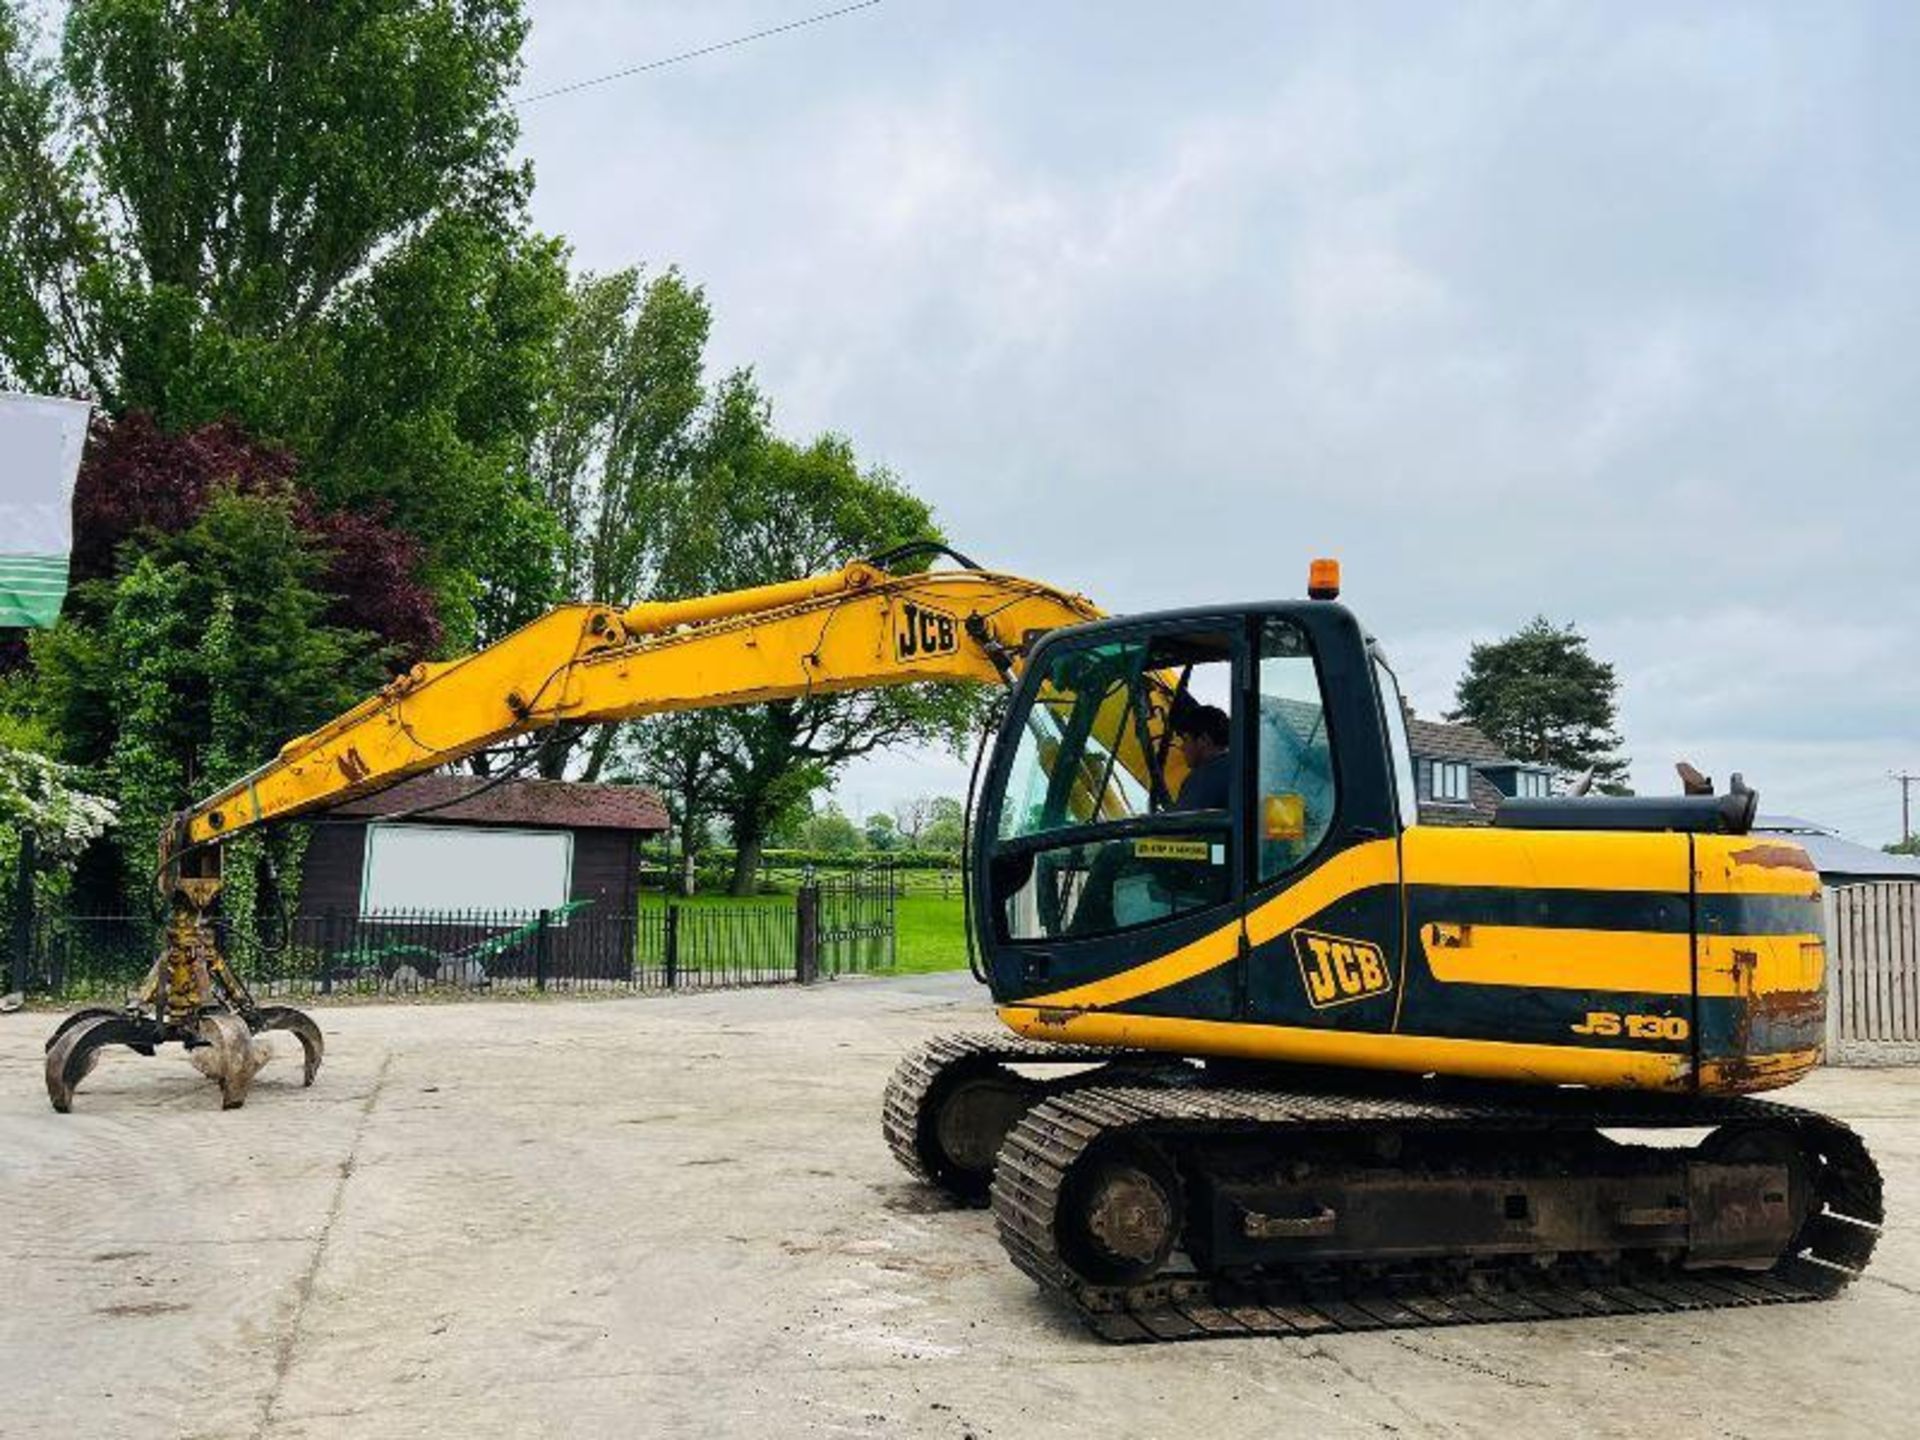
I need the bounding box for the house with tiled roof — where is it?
[1404,716,1556,826]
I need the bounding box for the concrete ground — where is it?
[3,974,1916,1440]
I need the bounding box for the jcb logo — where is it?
[895,601,959,662]
[1292,929,1392,1009]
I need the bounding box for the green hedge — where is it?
[638,846,961,872]
[637,846,967,897]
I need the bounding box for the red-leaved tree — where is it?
[70,413,441,665]
[69,414,297,583]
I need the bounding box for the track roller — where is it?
[1060,1140,1184,1285]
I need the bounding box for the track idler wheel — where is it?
[925,1067,1040,1203]
[253,1005,324,1087]
[44,1012,166,1113]
[1060,1142,1185,1285]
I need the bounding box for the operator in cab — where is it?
[1169,704,1232,811]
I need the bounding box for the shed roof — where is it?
[330,775,669,833]
[1753,815,1920,883]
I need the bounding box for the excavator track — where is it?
[992,1083,1883,1343]
[883,1032,1189,1202]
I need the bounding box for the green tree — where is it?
[0,0,567,643]
[798,801,860,855]
[1450,617,1630,791]
[1887,836,1920,857]
[0,745,116,857]
[100,556,193,905]
[0,743,117,930]
[863,811,898,852]
[922,796,966,854]
[615,710,730,872]
[760,787,815,852]
[892,795,967,851]
[892,796,933,846]
[534,268,709,601]
[0,667,51,753]
[282,214,569,644]
[512,267,711,776]
[32,488,382,907]
[651,375,990,893]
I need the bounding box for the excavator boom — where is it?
[181,562,1103,849]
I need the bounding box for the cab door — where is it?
[975,616,1249,1019]
[1237,612,1407,1034]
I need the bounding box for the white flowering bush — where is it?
[0,746,118,862]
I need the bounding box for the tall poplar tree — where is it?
[0,0,567,643]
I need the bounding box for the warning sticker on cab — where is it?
[1134,838,1211,861]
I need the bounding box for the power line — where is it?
[1821,775,1908,800]
[512,2,884,108]
[1812,802,1900,835]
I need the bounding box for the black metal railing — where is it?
[11,873,901,1004]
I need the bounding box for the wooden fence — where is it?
[1824,881,1920,1061]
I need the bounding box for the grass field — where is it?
[891,893,969,973]
[637,889,968,974]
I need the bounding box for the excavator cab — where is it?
[975,598,1405,1031]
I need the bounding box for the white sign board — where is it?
[0,392,92,627]
[360,824,574,918]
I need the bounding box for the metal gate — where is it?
[1824,881,1920,1062]
[814,868,896,976]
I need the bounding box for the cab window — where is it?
[1255,619,1337,881]
[991,627,1236,942]
[996,638,1153,842]
[1373,653,1419,830]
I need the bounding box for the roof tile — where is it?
[329,775,670,832]
[1406,717,1514,765]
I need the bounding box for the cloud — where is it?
[517,1,1919,842]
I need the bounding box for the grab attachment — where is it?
[41,826,323,1112]
[43,1002,323,1112]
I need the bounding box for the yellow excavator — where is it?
[43,546,1882,1342]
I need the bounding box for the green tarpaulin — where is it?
[0,393,91,629]
[0,554,72,628]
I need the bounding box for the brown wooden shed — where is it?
[296,775,669,920]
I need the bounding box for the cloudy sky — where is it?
[514,1,1917,843]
